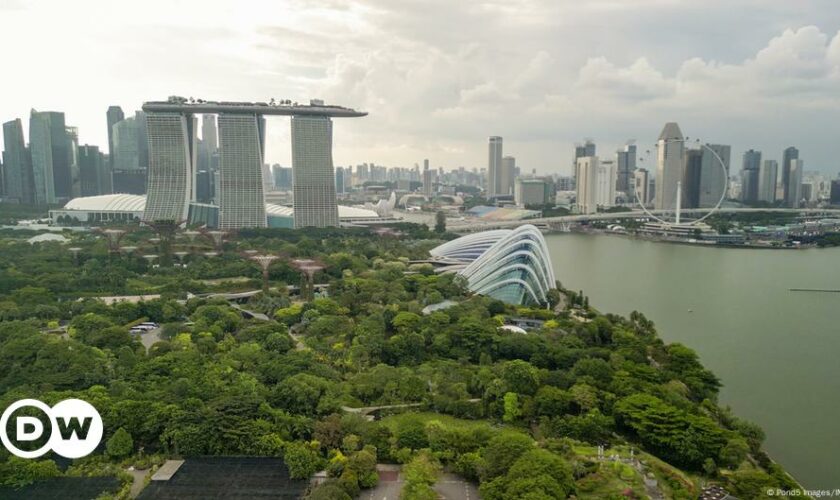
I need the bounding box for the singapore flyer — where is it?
[635,134,729,227]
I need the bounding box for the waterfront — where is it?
[545,233,840,489]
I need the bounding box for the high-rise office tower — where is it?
[682,148,703,208]
[487,136,503,197]
[829,179,840,205]
[758,160,778,203]
[217,114,267,229]
[575,156,598,214]
[740,149,762,203]
[596,160,617,208]
[782,146,799,207]
[698,144,731,207]
[335,166,346,194]
[2,119,33,203]
[575,140,596,161]
[77,145,107,196]
[135,111,149,169]
[292,115,339,228]
[29,110,71,204]
[787,158,804,208]
[422,164,433,197]
[66,126,81,198]
[273,165,292,190]
[201,114,218,154]
[573,140,596,187]
[616,143,636,194]
[634,168,650,205]
[500,156,515,196]
[112,117,141,171]
[106,106,124,171]
[143,112,196,222]
[654,122,684,210]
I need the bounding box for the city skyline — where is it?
[1,1,839,175]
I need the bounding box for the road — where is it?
[434,473,480,500]
[138,328,163,351]
[397,207,840,233]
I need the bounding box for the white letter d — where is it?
[16,416,43,441]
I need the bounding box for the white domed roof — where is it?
[338,205,379,218]
[63,194,147,212]
[264,204,378,219]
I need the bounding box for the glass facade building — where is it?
[430,225,556,306]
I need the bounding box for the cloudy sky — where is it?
[1,0,839,175]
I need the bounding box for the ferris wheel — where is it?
[634,136,728,226]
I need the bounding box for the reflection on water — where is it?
[545,233,840,488]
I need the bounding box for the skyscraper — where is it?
[634,168,650,205]
[77,145,109,196]
[29,110,71,204]
[573,140,596,189]
[106,106,124,171]
[782,146,799,207]
[201,114,218,154]
[829,179,840,205]
[788,159,804,208]
[143,112,196,222]
[218,114,267,229]
[758,160,778,203]
[654,122,684,210]
[66,126,81,198]
[740,149,762,203]
[500,156,515,196]
[596,160,616,208]
[487,136,503,197]
[616,143,636,195]
[698,144,731,207]
[422,164,433,197]
[575,156,598,214]
[682,148,703,208]
[574,140,596,161]
[335,166,346,194]
[135,111,149,170]
[112,117,141,171]
[2,119,33,203]
[292,115,339,228]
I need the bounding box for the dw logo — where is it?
[0,399,103,459]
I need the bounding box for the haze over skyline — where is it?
[1,0,839,175]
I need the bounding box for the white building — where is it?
[291,115,339,228]
[596,160,617,208]
[655,122,684,210]
[515,178,548,207]
[788,159,804,208]
[634,168,650,205]
[487,136,503,196]
[758,160,778,203]
[218,113,267,229]
[423,167,433,197]
[429,225,557,306]
[143,112,195,222]
[575,156,599,214]
[500,156,515,196]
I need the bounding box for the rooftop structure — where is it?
[50,194,382,227]
[142,97,366,117]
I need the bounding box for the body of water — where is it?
[544,233,840,488]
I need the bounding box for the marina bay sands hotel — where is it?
[141,96,366,229]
